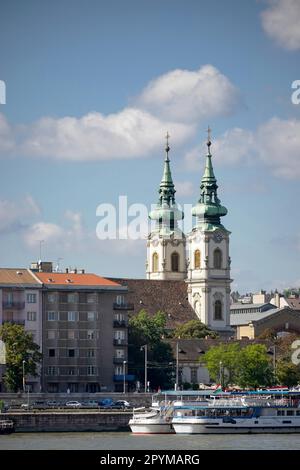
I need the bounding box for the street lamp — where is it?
[123,360,127,394]
[175,342,179,391]
[22,360,26,393]
[140,345,148,393]
[219,361,223,389]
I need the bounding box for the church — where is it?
[116,130,233,338]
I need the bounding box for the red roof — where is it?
[34,272,121,287]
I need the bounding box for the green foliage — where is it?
[0,323,42,392]
[203,343,241,387]
[204,343,274,389]
[276,361,300,387]
[172,320,218,339]
[236,344,274,389]
[128,310,174,390]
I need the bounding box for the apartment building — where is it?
[35,270,131,393]
[0,268,43,392]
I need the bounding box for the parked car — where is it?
[32,401,48,409]
[82,400,99,408]
[98,398,114,408]
[20,403,31,409]
[65,401,82,408]
[111,400,132,409]
[46,400,61,408]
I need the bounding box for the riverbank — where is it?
[0,411,132,432]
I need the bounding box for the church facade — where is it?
[146,132,232,335]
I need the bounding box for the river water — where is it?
[0,432,300,450]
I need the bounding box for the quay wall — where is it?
[1,411,133,432]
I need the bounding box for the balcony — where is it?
[113,357,126,364]
[2,319,25,326]
[113,339,127,346]
[113,374,135,382]
[113,320,128,328]
[113,302,134,311]
[2,301,25,310]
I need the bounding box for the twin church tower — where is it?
[146,130,232,334]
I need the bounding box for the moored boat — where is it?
[0,419,15,434]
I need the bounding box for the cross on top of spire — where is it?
[207,126,212,155]
[165,131,170,157]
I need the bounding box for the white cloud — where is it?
[0,65,240,162]
[136,65,240,123]
[0,195,41,234]
[24,222,65,248]
[185,117,300,179]
[185,128,254,171]
[256,117,300,178]
[174,181,195,197]
[261,0,300,50]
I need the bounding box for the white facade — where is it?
[146,232,187,281]
[186,228,232,332]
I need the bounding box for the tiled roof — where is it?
[0,268,41,286]
[35,272,122,288]
[230,307,298,326]
[110,278,197,328]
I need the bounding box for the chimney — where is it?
[275,292,281,308]
[66,268,69,274]
[81,269,85,274]
[74,268,77,274]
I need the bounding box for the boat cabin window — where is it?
[277,410,285,416]
[296,410,300,416]
[286,410,294,416]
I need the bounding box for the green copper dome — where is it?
[149,134,184,234]
[192,134,227,230]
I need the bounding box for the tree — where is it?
[172,319,218,339]
[0,323,42,392]
[276,361,300,387]
[203,343,241,387]
[236,344,274,389]
[128,310,174,390]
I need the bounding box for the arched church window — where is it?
[152,252,159,273]
[213,248,222,269]
[171,252,179,272]
[194,250,201,269]
[214,300,223,320]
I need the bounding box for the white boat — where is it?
[129,406,174,434]
[172,392,300,434]
[129,390,212,434]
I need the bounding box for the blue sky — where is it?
[0,0,299,293]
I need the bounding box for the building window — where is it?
[49,349,55,357]
[68,311,77,322]
[47,367,56,376]
[47,293,56,303]
[87,330,95,340]
[67,293,76,303]
[47,330,56,339]
[47,311,58,321]
[116,295,125,305]
[115,366,123,375]
[213,248,222,269]
[87,293,96,303]
[115,330,125,341]
[87,366,96,376]
[27,311,36,321]
[27,293,36,303]
[68,368,75,376]
[116,349,124,358]
[194,250,201,269]
[67,330,75,339]
[68,349,75,358]
[214,300,223,320]
[152,252,159,273]
[171,252,179,272]
[87,349,95,357]
[87,311,95,321]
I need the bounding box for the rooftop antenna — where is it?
[55,257,63,272]
[38,240,44,262]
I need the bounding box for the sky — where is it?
[0,0,300,293]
